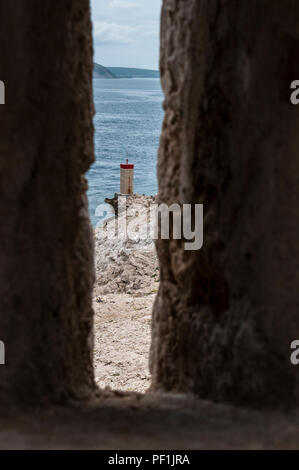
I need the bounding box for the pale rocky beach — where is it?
[93,194,159,393]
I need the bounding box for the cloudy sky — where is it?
[91,0,162,70]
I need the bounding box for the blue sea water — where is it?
[87,78,164,227]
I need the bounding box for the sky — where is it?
[91,0,162,70]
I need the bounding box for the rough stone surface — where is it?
[1,0,299,450]
[0,0,95,405]
[93,293,153,393]
[2,395,299,449]
[93,195,158,393]
[94,195,158,295]
[150,0,299,408]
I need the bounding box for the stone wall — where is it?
[0,0,95,405]
[150,0,299,408]
[1,0,299,411]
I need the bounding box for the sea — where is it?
[87,78,164,227]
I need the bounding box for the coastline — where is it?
[93,194,159,392]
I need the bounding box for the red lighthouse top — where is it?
[120,158,134,169]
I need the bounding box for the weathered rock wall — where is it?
[151,0,299,408]
[0,0,95,405]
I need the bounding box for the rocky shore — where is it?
[93,194,159,393]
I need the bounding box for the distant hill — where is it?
[93,63,160,79]
[107,67,159,78]
[93,63,116,79]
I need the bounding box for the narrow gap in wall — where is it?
[87,0,163,393]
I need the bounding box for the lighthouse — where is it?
[120,159,134,195]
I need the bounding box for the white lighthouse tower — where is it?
[120,159,134,195]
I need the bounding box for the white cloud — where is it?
[93,21,140,45]
[109,0,139,10]
[91,0,162,68]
